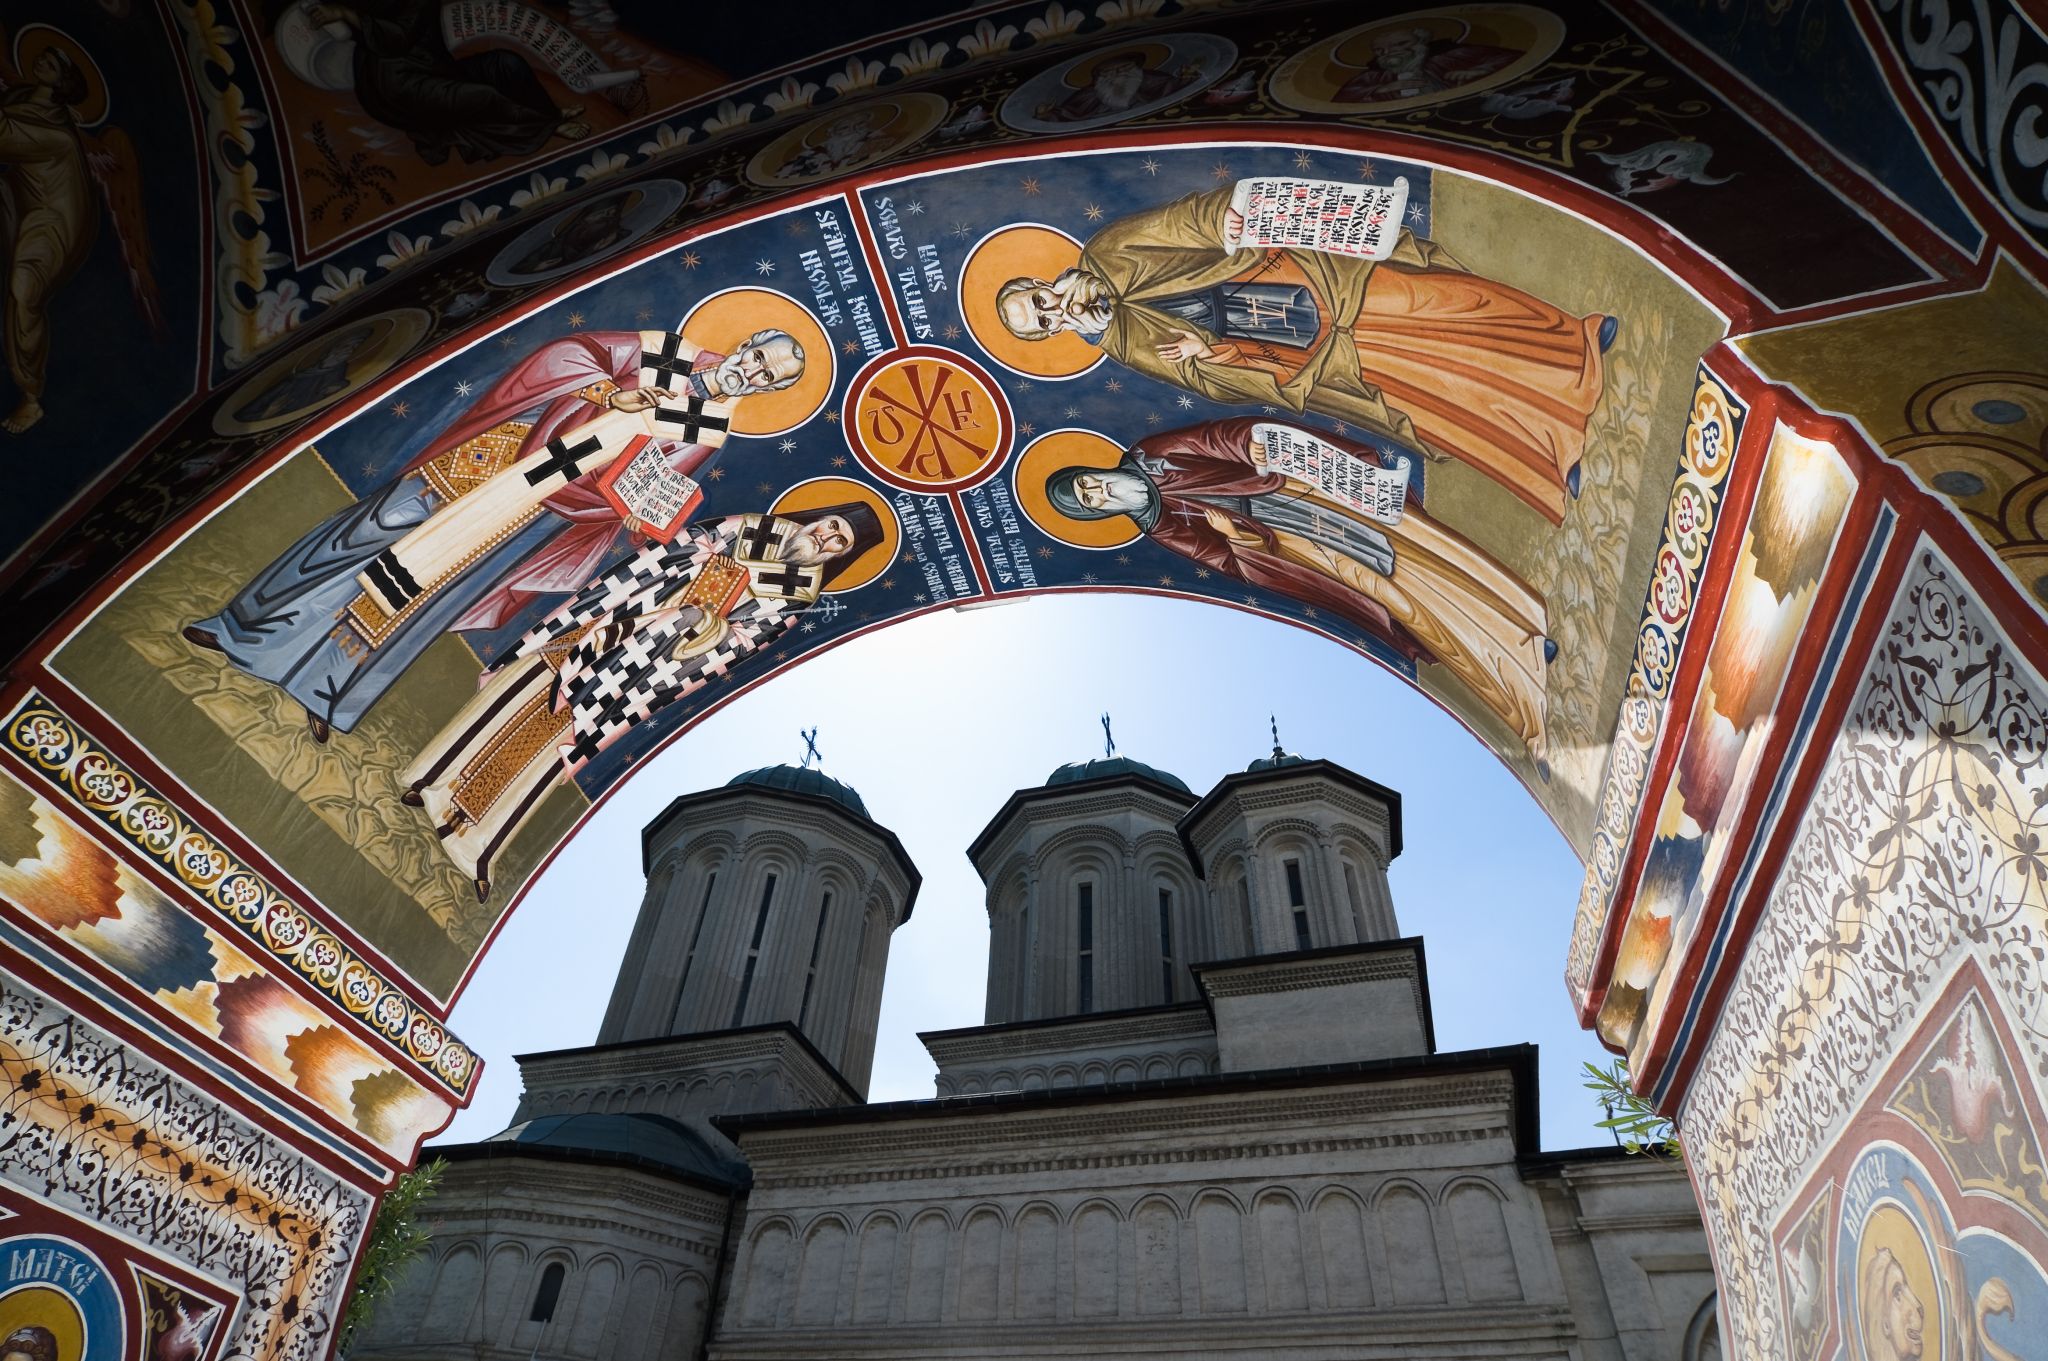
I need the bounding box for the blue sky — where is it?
[439,590,1620,1152]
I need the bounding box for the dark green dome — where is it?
[1246,747,1310,772]
[1045,755,1190,794]
[725,763,869,817]
[486,1112,746,1184]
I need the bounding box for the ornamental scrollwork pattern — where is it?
[1,694,477,1098]
[1679,542,2048,1358]
[1873,0,2048,241]
[1567,368,1743,999]
[0,979,374,1361]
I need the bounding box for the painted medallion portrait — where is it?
[999,34,1238,135]
[485,179,688,286]
[0,1237,124,1361]
[745,94,949,188]
[211,306,431,435]
[1268,5,1564,115]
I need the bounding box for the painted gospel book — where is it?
[597,435,705,542]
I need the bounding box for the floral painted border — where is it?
[1,692,476,1099]
[1565,368,1744,999]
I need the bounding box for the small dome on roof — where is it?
[1045,755,1191,794]
[485,1112,746,1184]
[724,763,869,818]
[1246,746,1310,773]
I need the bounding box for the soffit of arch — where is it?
[737,1073,1519,1169]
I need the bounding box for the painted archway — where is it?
[0,1,2044,1357]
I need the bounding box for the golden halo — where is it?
[1013,429,1139,550]
[744,93,949,187]
[211,307,431,436]
[0,1283,87,1358]
[680,287,832,437]
[15,25,109,127]
[1064,43,1173,88]
[959,224,1102,381]
[1266,5,1563,116]
[771,476,900,592]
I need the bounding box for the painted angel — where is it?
[0,32,163,433]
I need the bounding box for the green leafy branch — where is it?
[1582,1059,1682,1157]
[339,1157,446,1352]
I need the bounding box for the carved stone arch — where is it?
[1374,1180,1445,1306]
[902,1209,953,1324]
[736,828,811,865]
[740,1217,799,1327]
[1443,1178,1520,1303]
[1031,824,1132,873]
[1307,1187,1373,1310]
[1252,816,1327,850]
[792,1213,853,1326]
[850,1209,903,1325]
[1683,1293,1722,1361]
[1012,1198,1062,1319]
[1176,1050,1208,1077]
[1050,1062,1080,1088]
[1189,1188,1249,1314]
[958,1203,1008,1322]
[1110,1057,1140,1083]
[1328,823,1386,871]
[1079,1059,1109,1085]
[1252,1187,1309,1314]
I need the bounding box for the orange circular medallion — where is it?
[844,347,1013,493]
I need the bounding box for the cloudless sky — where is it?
[439,592,1620,1152]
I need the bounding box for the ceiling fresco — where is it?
[3,3,2048,1357]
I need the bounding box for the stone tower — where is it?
[596,763,919,1093]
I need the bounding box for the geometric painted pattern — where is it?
[2,693,476,1098]
[1567,368,1745,998]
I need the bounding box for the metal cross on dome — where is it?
[1101,712,1117,759]
[799,726,822,770]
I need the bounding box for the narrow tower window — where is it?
[529,1261,566,1322]
[1238,879,1255,954]
[1344,861,1366,940]
[1076,882,1095,1014]
[1158,886,1176,1002]
[731,872,777,1027]
[1286,859,1312,951]
[797,892,832,1028]
[670,872,717,1029]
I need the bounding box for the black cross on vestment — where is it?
[758,560,814,597]
[642,333,692,387]
[738,517,782,560]
[524,433,606,486]
[653,397,730,443]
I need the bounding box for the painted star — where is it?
[498,335,517,348]
[881,578,896,589]
[681,251,702,268]
[1195,568,1211,579]
[1084,203,1103,221]
[1333,421,1348,435]
[757,482,775,494]
[1016,379,1034,392]
[1158,574,1174,587]
[1211,162,1231,181]
[942,323,961,340]
[1116,553,1131,565]
[778,438,798,452]
[360,460,378,475]
[390,401,410,418]
[907,200,925,215]
[1357,159,1378,181]
[1293,150,1314,170]
[951,220,974,239]
[1304,606,1318,619]
[1261,405,1279,414]
[901,552,917,565]
[1140,156,1160,175]
[1145,411,1161,425]
[857,612,872,622]
[479,642,496,659]
[800,621,815,632]
[1176,395,1194,409]
[1104,378,1122,393]
[842,338,860,354]
[824,410,840,423]
[1019,420,1036,436]
[755,259,776,275]
[1063,406,1080,418]
[567,311,585,327]
[1408,203,1426,225]
[709,467,726,479]
[1244,593,1259,605]
[1020,177,1041,195]
[785,219,808,236]
[1082,572,1098,583]
[913,593,928,603]
[831,455,848,468]
[636,306,654,321]
[1037,546,1054,559]
[453,380,473,397]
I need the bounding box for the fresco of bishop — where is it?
[184,326,805,740]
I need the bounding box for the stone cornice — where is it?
[517,1027,855,1110]
[1197,952,1418,999]
[924,1008,1216,1066]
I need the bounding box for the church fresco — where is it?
[46,142,1721,1003]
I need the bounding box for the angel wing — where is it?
[78,123,167,338]
[0,28,22,92]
